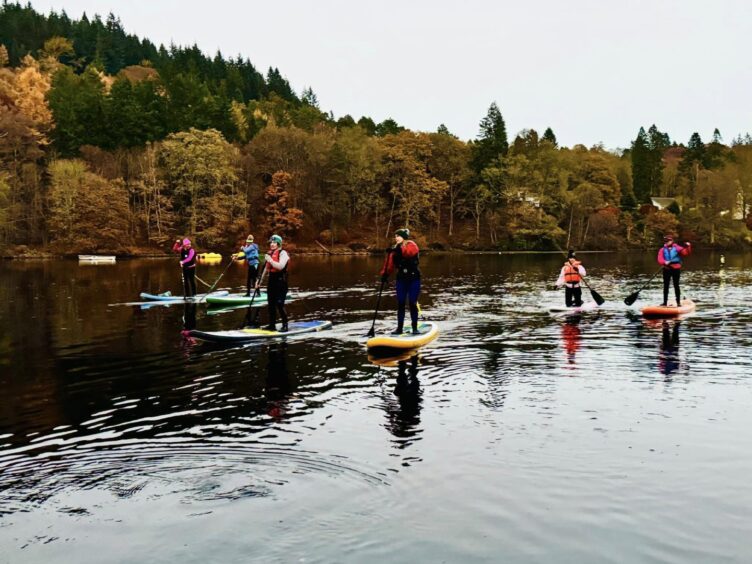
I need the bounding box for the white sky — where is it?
[27,0,752,148]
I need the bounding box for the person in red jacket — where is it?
[657,235,691,306]
[380,228,421,334]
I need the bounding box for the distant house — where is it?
[651,197,680,211]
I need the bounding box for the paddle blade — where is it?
[590,288,605,306]
[624,291,639,306]
[366,327,376,338]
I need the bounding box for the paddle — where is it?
[240,262,268,328]
[198,258,236,303]
[624,267,663,306]
[367,252,392,338]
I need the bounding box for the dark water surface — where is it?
[1,252,751,563]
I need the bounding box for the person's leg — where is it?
[662,269,670,305]
[245,265,252,296]
[395,279,407,334]
[573,286,583,306]
[250,265,258,290]
[565,286,573,307]
[187,269,196,296]
[408,279,421,332]
[277,284,289,331]
[673,269,681,305]
[266,286,277,330]
[183,268,190,297]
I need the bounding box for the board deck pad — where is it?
[140,290,229,302]
[189,320,332,342]
[205,292,271,306]
[641,299,696,318]
[549,302,599,314]
[366,321,439,352]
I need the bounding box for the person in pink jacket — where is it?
[657,235,691,306]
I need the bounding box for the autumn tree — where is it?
[158,128,240,243]
[264,171,303,238]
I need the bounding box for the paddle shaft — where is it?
[368,253,392,337]
[625,266,663,304]
[198,259,235,303]
[248,262,269,309]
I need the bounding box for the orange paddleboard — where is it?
[641,299,696,318]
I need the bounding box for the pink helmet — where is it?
[183,238,191,246]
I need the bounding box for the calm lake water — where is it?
[1,252,751,563]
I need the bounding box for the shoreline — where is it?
[0,247,737,260]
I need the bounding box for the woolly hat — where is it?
[395,228,410,239]
[183,238,191,246]
[567,249,576,259]
[246,235,254,242]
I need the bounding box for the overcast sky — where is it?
[27,0,752,148]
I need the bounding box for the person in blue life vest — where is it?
[555,250,586,307]
[380,228,421,334]
[263,234,290,332]
[657,235,691,306]
[233,234,259,296]
[178,238,197,297]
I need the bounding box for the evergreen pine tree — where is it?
[631,127,652,203]
[542,127,557,147]
[472,101,508,173]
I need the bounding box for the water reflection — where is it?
[560,317,582,370]
[659,320,681,378]
[264,343,294,419]
[371,352,423,458]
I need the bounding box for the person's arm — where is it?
[180,248,195,266]
[578,264,587,277]
[657,248,667,266]
[401,241,419,258]
[172,240,182,253]
[678,242,692,257]
[267,250,289,270]
[380,252,395,280]
[555,266,566,287]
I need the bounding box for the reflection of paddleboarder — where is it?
[385,355,422,444]
[561,317,581,368]
[659,321,680,376]
[266,343,293,418]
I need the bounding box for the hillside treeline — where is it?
[1,3,752,254]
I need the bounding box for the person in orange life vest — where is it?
[263,234,290,332]
[380,228,421,334]
[657,235,691,306]
[555,250,585,307]
[179,238,197,297]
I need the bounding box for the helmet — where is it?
[269,234,283,245]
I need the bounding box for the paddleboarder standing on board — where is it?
[264,234,290,332]
[234,234,260,296]
[555,250,586,307]
[381,228,421,334]
[658,235,691,306]
[179,238,197,297]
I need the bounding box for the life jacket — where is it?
[394,242,420,280]
[267,248,289,283]
[662,245,682,266]
[180,247,196,269]
[563,261,581,285]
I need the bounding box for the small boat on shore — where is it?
[78,255,116,263]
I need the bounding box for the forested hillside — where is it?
[1,2,751,255]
